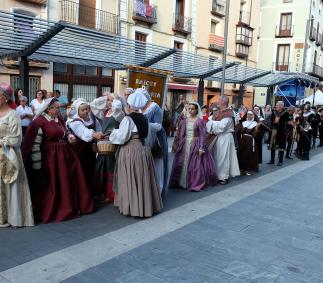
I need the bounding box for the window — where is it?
[73,84,97,102]
[276,44,290,71]
[86,66,97,76]
[53,63,67,73]
[135,31,147,42]
[73,64,86,75]
[174,41,183,50]
[236,26,252,46]
[72,65,97,76]
[210,21,218,34]
[135,32,147,62]
[279,13,292,36]
[102,68,112,77]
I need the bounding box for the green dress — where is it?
[93,116,118,200]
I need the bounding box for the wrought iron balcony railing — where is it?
[275,25,294,37]
[60,0,119,35]
[274,62,290,72]
[173,13,192,35]
[208,33,224,52]
[132,0,157,25]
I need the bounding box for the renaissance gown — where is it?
[22,114,94,223]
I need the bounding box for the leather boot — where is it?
[267,150,275,164]
[277,151,284,166]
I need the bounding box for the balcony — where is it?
[309,27,317,41]
[211,0,225,18]
[60,0,119,35]
[236,26,253,46]
[132,0,157,25]
[235,43,249,58]
[275,25,294,37]
[17,0,47,4]
[316,33,322,46]
[274,62,290,72]
[208,33,224,52]
[238,10,251,26]
[173,14,192,35]
[310,64,323,79]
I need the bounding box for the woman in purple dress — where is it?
[169,101,217,191]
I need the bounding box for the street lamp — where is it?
[221,0,230,96]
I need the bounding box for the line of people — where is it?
[1,80,322,228]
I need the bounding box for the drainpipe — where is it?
[302,2,313,73]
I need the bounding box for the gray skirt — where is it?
[113,139,163,217]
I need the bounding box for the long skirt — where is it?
[113,139,163,217]
[0,150,34,227]
[93,153,116,200]
[32,141,94,223]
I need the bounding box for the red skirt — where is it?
[32,141,94,223]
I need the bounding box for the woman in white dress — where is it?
[0,82,34,227]
[109,89,163,217]
[30,89,46,115]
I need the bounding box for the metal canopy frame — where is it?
[0,10,319,89]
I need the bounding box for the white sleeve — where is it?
[109,116,133,145]
[69,121,94,142]
[206,118,232,134]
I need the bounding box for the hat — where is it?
[72,98,88,117]
[90,96,108,120]
[127,88,148,111]
[112,99,125,122]
[19,96,28,102]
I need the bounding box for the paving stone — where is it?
[115,269,168,283]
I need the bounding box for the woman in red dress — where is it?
[22,98,94,223]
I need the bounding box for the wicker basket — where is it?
[97,141,118,154]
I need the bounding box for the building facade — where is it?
[0,0,118,102]
[255,0,323,106]
[194,0,261,107]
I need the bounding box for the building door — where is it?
[279,13,292,36]
[79,0,96,29]
[276,44,290,71]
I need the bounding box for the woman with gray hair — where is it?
[0,82,34,227]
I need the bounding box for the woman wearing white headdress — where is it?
[22,97,94,223]
[169,101,217,191]
[109,89,163,217]
[236,110,260,175]
[140,87,168,195]
[67,98,104,189]
[91,93,124,203]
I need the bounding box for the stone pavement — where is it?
[1,147,323,282]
